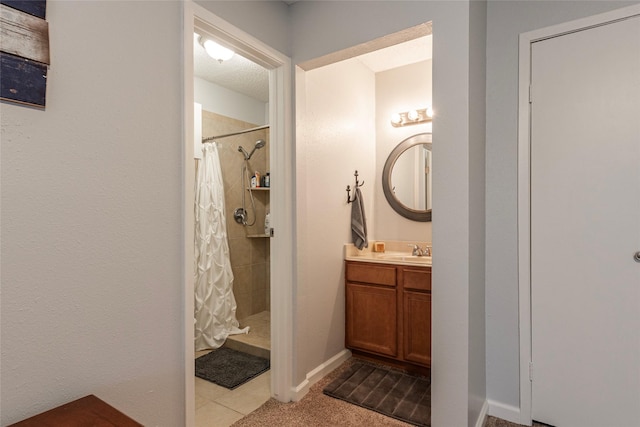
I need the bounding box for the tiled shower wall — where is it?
[200,110,270,321]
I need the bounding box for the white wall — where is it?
[295,56,436,393]
[292,2,487,425]
[195,77,268,126]
[295,58,376,385]
[0,1,183,425]
[374,60,433,242]
[484,1,638,418]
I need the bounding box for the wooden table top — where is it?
[8,394,143,426]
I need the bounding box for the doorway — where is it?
[295,19,433,420]
[182,2,294,426]
[518,5,640,426]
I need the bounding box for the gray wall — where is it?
[468,0,487,423]
[196,0,291,57]
[5,1,630,424]
[484,0,638,412]
[0,1,184,424]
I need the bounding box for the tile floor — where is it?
[223,311,270,359]
[195,311,271,427]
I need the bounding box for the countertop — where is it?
[344,241,432,267]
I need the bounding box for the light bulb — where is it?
[408,110,419,121]
[426,107,434,118]
[203,39,234,63]
[391,113,402,125]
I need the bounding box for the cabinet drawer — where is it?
[402,267,431,292]
[346,262,396,287]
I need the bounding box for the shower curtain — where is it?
[194,142,248,351]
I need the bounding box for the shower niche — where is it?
[241,186,270,239]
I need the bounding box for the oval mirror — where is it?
[382,133,432,222]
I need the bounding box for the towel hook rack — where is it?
[346,170,364,204]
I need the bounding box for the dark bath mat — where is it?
[195,347,270,390]
[323,362,431,426]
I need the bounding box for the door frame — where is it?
[517,4,640,425]
[182,2,295,425]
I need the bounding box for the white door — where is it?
[530,15,640,427]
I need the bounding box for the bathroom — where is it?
[194,11,433,403]
[294,31,434,381]
[193,35,272,358]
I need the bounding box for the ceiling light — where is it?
[199,38,234,63]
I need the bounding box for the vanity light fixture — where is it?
[390,107,434,127]
[197,34,235,63]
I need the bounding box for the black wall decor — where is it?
[0,0,49,108]
[2,0,46,18]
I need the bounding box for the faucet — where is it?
[409,244,432,257]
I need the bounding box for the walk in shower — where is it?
[198,109,271,359]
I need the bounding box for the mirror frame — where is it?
[382,132,432,222]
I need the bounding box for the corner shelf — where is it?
[247,233,270,239]
[246,187,270,191]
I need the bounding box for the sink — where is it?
[379,254,432,263]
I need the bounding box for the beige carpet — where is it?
[231,358,415,427]
[230,356,539,427]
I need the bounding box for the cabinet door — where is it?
[403,290,431,366]
[346,282,397,357]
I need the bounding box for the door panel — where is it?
[531,16,640,426]
[403,291,431,366]
[346,282,397,357]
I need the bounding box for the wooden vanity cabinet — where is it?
[401,267,432,367]
[345,262,397,357]
[345,261,431,369]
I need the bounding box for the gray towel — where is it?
[351,187,368,250]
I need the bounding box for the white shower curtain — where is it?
[194,142,248,351]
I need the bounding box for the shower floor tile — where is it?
[225,311,270,359]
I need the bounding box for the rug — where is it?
[323,362,431,426]
[231,358,413,427]
[195,347,270,390]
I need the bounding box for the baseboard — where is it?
[290,349,352,402]
[488,399,522,424]
[474,400,489,427]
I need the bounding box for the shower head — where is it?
[238,139,266,160]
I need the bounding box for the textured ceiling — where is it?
[356,35,432,73]
[193,34,432,103]
[194,35,269,103]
